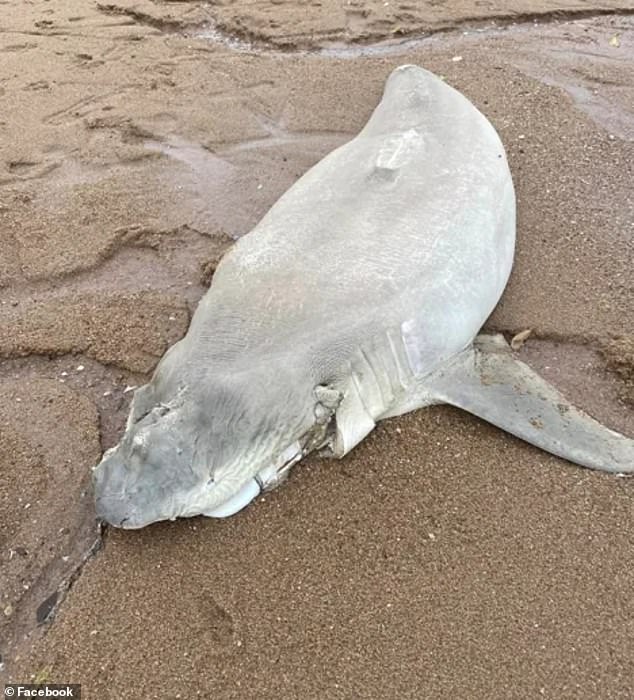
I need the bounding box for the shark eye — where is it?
[131,432,150,459]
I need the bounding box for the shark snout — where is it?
[92,451,141,528]
[94,493,134,528]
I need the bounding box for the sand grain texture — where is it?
[1,0,633,698]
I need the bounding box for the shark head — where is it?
[92,363,321,529]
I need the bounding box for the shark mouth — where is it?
[204,441,303,519]
[204,395,340,519]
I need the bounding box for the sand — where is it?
[1,0,633,697]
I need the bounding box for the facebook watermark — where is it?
[4,687,81,698]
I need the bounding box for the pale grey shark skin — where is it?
[93,64,633,529]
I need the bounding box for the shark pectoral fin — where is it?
[423,334,633,474]
[203,479,261,518]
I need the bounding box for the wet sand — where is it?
[1,1,633,697]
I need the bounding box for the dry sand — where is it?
[1,0,633,698]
